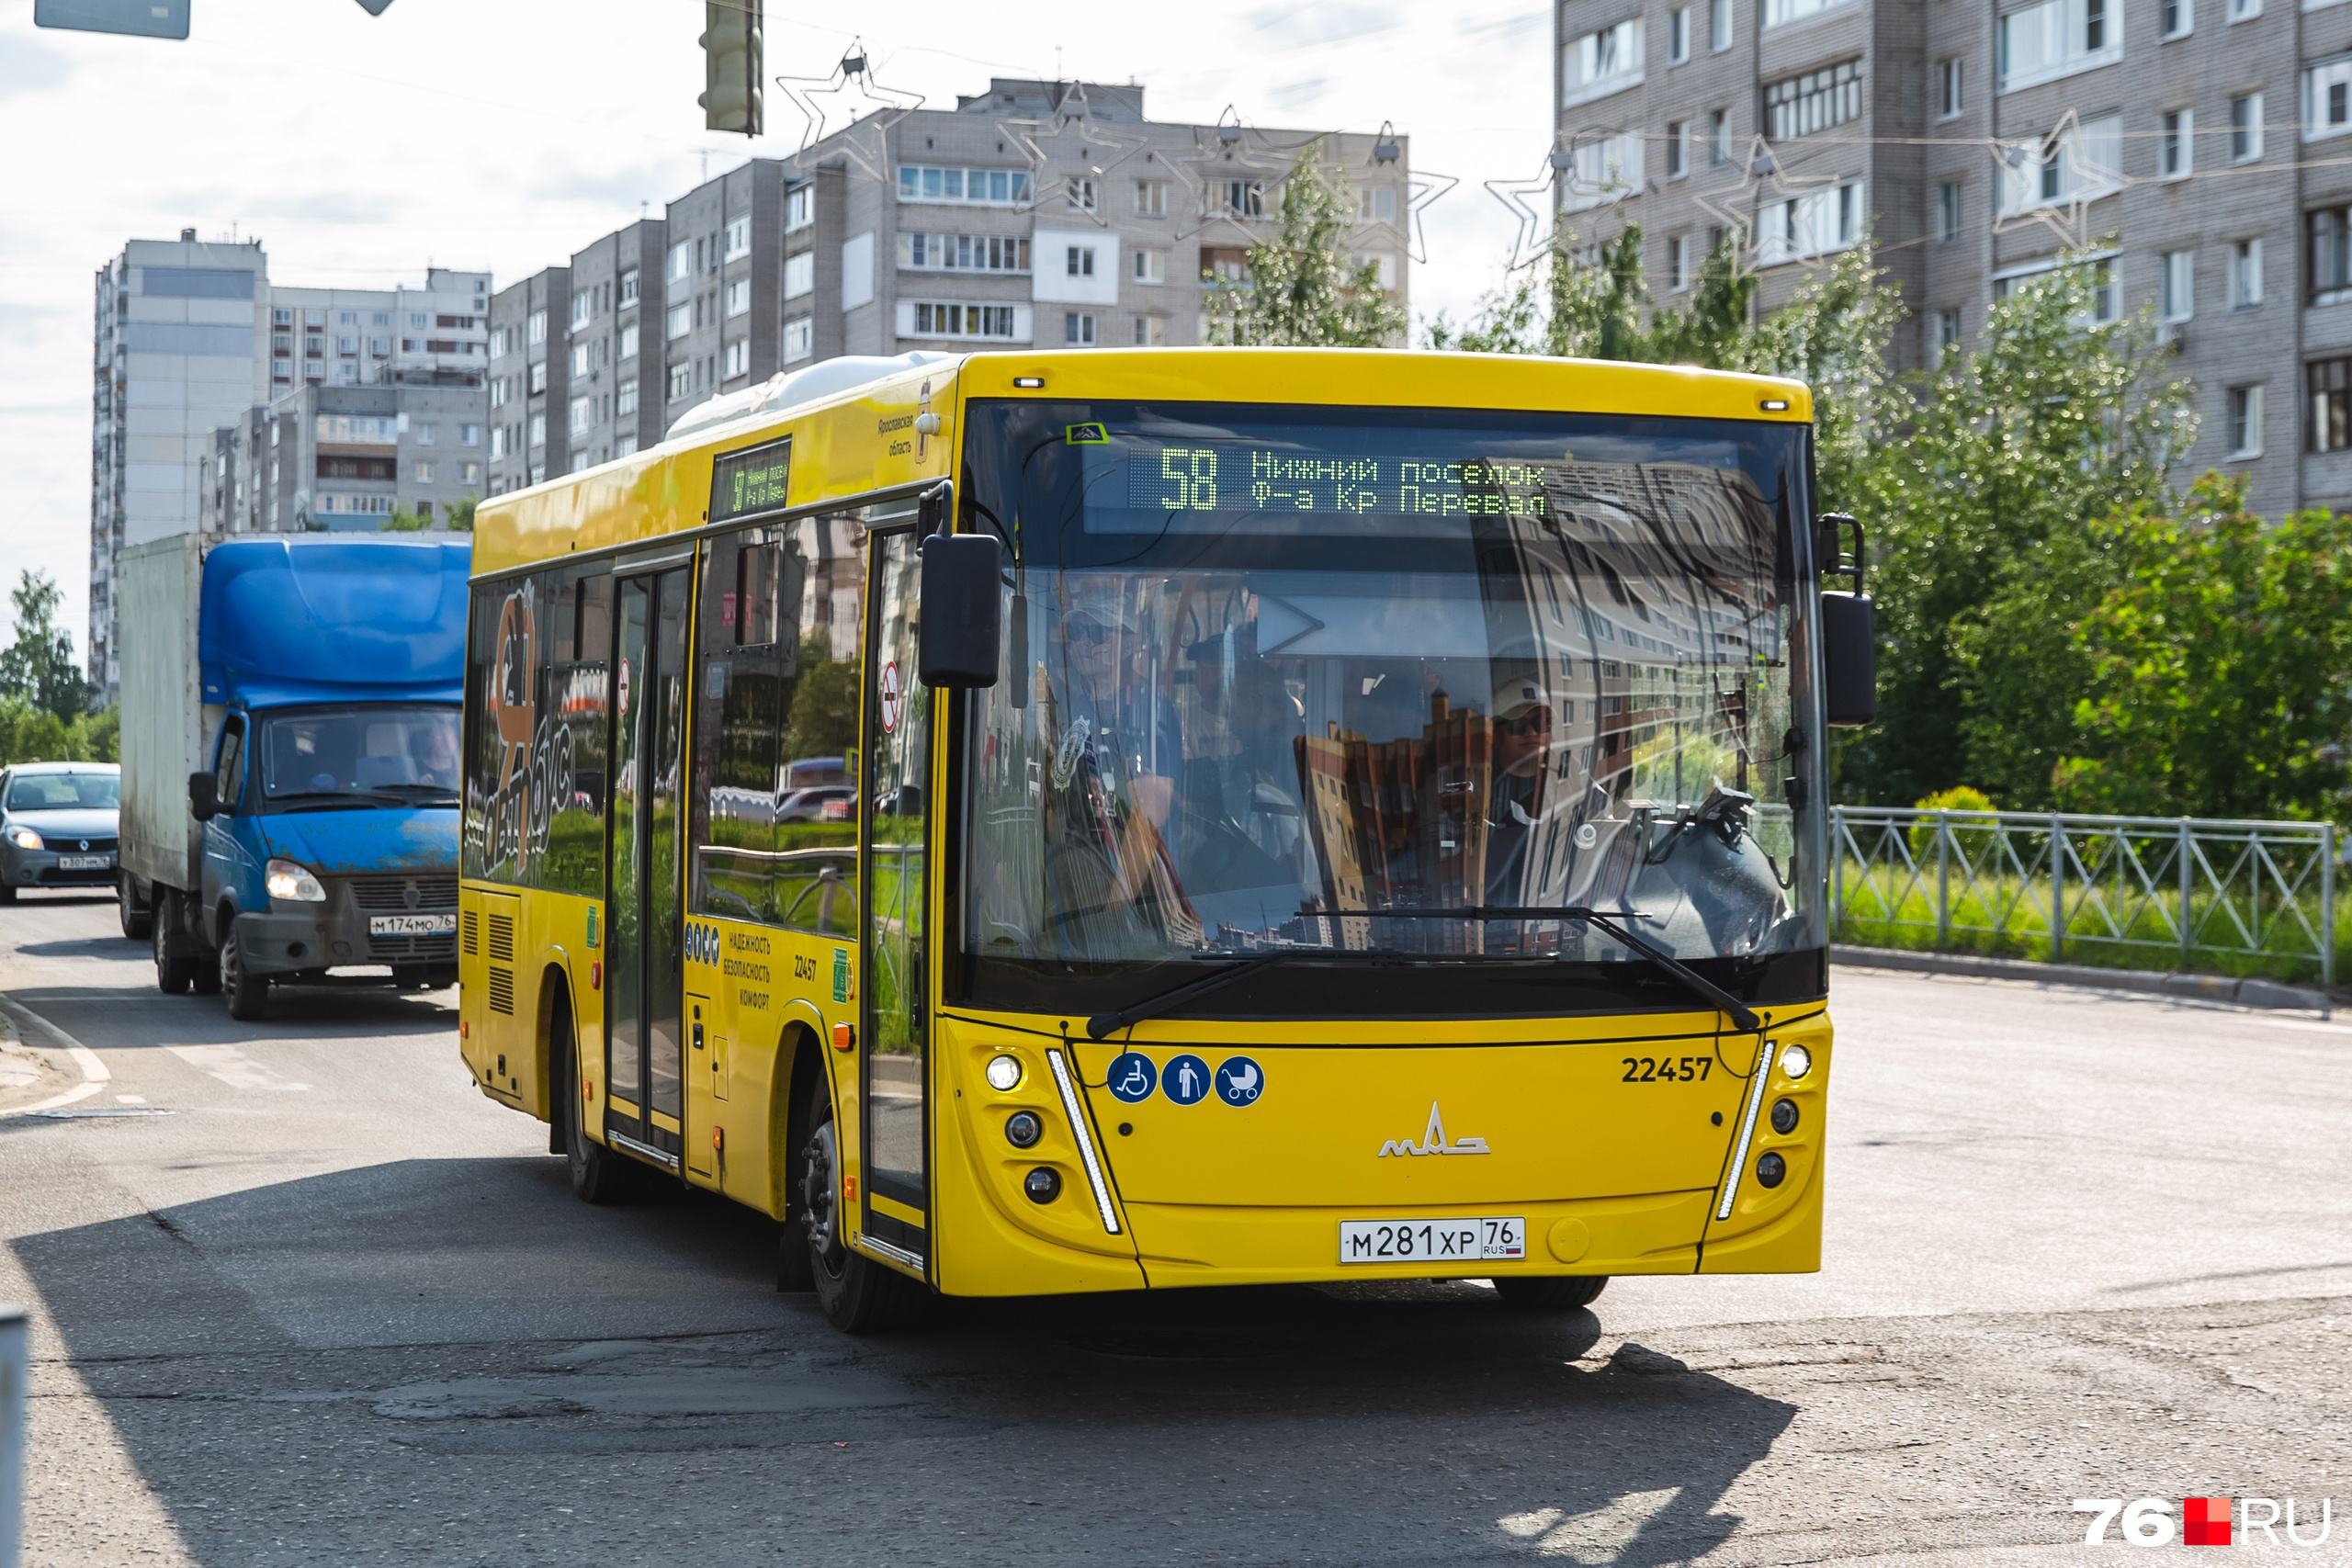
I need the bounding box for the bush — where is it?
[1907,785,1998,863]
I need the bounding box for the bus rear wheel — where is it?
[802,1103,929,1333]
[1493,1275,1608,1311]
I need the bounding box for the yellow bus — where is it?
[458,347,1872,1332]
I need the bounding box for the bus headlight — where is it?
[1005,1111,1043,1148]
[266,859,326,903]
[985,1054,1023,1090]
[6,826,40,851]
[1023,1168,1061,1203]
[1778,1043,1813,1080]
[1756,1152,1787,1188]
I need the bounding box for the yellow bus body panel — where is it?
[460,346,1830,1297]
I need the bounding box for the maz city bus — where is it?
[457,347,1874,1333]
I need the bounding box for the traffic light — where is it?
[700,0,763,137]
[34,0,191,39]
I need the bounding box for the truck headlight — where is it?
[6,826,40,851]
[266,858,326,903]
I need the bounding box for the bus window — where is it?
[543,565,609,897]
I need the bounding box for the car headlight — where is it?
[266,858,326,902]
[6,826,40,851]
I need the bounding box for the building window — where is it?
[618,268,640,307]
[490,426,506,459]
[666,241,692,284]
[726,278,750,317]
[1764,59,1864,141]
[724,338,749,378]
[2161,110,2193,177]
[1710,0,1732,47]
[666,303,692,341]
[1997,0,2122,93]
[415,459,436,482]
[2306,57,2352,140]
[1936,307,1963,363]
[2162,0,2193,34]
[897,234,1030,274]
[2310,357,2352,448]
[1067,177,1099,213]
[895,165,1035,206]
[528,361,548,395]
[784,316,814,363]
[571,292,592,331]
[368,337,390,356]
[528,412,547,448]
[526,310,547,345]
[1996,115,2122,216]
[273,307,292,326]
[2222,95,2264,165]
[1358,186,1397,221]
[1134,316,1167,345]
[2161,249,2196,321]
[460,423,480,446]
[1669,6,1690,61]
[908,301,1022,339]
[1708,108,1731,166]
[1135,179,1169,216]
[1937,58,1963,118]
[619,322,639,359]
[2229,0,2258,19]
[1559,132,1645,211]
[1665,121,1688,178]
[490,327,509,358]
[2227,385,2264,456]
[1764,0,1853,25]
[409,312,427,328]
[1065,311,1098,345]
[667,363,691,402]
[724,214,751,262]
[785,186,814,231]
[1066,244,1097,277]
[1563,18,1645,102]
[1667,232,1690,291]
[2231,238,2263,307]
[1758,180,1865,264]
[1938,182,1963,242]
[2312,207,2352,302]
[615,381,638,419]
[416,423,437,446]
[571,344,592,378]
[1216,179,1266,218]
[1133,248,1167,284]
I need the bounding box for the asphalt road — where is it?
[3,890,2346,1566]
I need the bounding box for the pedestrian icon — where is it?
[1160,1053,1212,1106]
[1107,1052,1157,1103]
[1215,1056,1264,1107]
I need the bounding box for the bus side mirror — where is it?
[1821,592,1876,728]
[188,772,219,821]
[919,533,1003,689]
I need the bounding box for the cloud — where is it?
[0,30,74,102]
[1267,76,1329,111]
[1244,2,1401,48]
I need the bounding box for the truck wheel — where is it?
[1493,1276,1609,1312]
[153,891,195,995]
[0,883,16,905]
[803,1102,931,1333]
[119,874,151,940]
[220,927,268,1021]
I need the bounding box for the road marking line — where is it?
[164,1043,310,1093]
[0,992,114,1118]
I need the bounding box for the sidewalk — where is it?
[1832,943,2333,1015]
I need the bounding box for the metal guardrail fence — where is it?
[1829,807,2337,987]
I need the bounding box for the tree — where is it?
[447,495,477,533]
[0,571,91,721]
[785,638,859,761]
[380,504,430,532]
[1203,142,1405,348]
[2047,481,2352,819]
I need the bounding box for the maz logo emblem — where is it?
[1378,1102,1490,1157]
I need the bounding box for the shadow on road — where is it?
[11,1149,1796,1564]
[5,981,454,1048]
[13,935,143,959]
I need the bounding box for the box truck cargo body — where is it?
[117,536,469,1019]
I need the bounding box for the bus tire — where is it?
[802,1100,930,1333]
[1493,1275,1608,1312]
[556,995,629,1205]
[220,922,268,1021]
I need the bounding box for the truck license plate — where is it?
[1339,1216,1526,1264]
[57,855,109,871]
[369,914,456,936]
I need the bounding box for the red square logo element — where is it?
[2184,1496,2233,1546]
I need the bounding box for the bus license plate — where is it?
[57,855,109,871]
[369,914,456,936]
[1339,1216,1525,1265]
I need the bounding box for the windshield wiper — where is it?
[1086,952,1295,1040]
[1349,906,1762,1032]
[266,789,413,810]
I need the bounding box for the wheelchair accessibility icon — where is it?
[1107,1052,1158,1103]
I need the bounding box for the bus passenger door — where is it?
[860,528,931,1268]
[605,565,692,1171]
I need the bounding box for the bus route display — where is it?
[1093,435,1561,530]
[709,435,793,525]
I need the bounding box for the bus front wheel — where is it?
[801,1103,929,1333]
[558,998,631,1204]
[1494,1275,1609,1312]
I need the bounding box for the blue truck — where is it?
[117,536,469,1021]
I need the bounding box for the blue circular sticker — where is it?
[1160,1053,1213,1106]
[1106,1052,1158,1104]
[1215,1055,1265,1107]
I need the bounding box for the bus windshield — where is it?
[957,399,1824,1014]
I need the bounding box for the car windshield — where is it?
[6,773,119,811]
[957,400,1824,1008]
[257,705,461,805]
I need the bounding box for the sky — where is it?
[0,0,1554,666]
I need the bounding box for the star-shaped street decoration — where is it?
[1483,154,1570,271]
[1170,110,1295,243]
[1397,169,1457,265]
[1686,134,1844,274]
[1989,108,2126,247]
[997,82,1150,229]
[776,41,922,186]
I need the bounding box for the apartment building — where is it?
[201,383,488,536]
[559,220,670,473]
[1555,0,2351,514]
[485,268,570,493]
[263,268,491,397]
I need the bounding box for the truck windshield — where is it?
[956,399,1825,1017]
[257,705,461,808]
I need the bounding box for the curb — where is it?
[1829,945,2335,1016]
